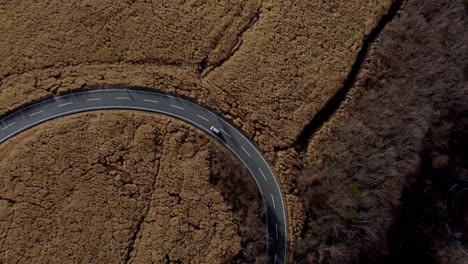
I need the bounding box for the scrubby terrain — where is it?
[210,146,267,263]
[294,0,468,262]
[0,0,393,262]
[0,0,467,263]
[382,110,468,264]
[0,111,264,263]
[0,0,392,151]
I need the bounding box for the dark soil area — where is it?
[294,0,468,263]
[382,100,468,264]
[454,193,468,242]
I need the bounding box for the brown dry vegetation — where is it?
[0,0,395,261]
[294,0,468,263]
[0,0,467,263]
[0,111,256,263]
[0,0,392,151]
[381,98,468,264]
[210,146,267,263]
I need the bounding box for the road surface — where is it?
[446,180,468,255]
[0,88,288,264]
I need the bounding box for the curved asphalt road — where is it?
[0,88,287,263]
[446,180,468,255]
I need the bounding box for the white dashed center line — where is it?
[29,110,44,117]
[86,98,102,101]
[271,194,276,209]
[57,102,73,107]
[241,146,252,158]
[170,104,184,110]
[220,129,232,138]
[1,122,15,131]
[449,183,460,192]
[259,168,268,182]
[0,90,287,264]
[446,222,452,234]
[196,114,209,122]
[458,244,468,256]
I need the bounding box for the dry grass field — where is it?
[0,0,467,263]
[0,112,244,263]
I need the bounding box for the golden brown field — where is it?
[0,0,466,263]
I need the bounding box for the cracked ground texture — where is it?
[0,111,241,263]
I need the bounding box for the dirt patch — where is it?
[0,111,245,263]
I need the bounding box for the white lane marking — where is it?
[170,104,184,110]
[0,90,287,262]
[1,105,206,144]
[1,122,15,131]
[271,194,276,209]
[223,113,288,255]
[2,99,286,262]
[276,223,279,239]
[446,222,453,235]
[220,129,232,138]
[86,98,102,101]
[115,97,130,100]
[458,244,468,256]
[259,168,268,182]
[241,146,252,158]
[57,102,73,107]
[449,183,459,191]
[143,99,158,104]
[29,110,44,117]
[196,114,209,122]
[274,254,277,263]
